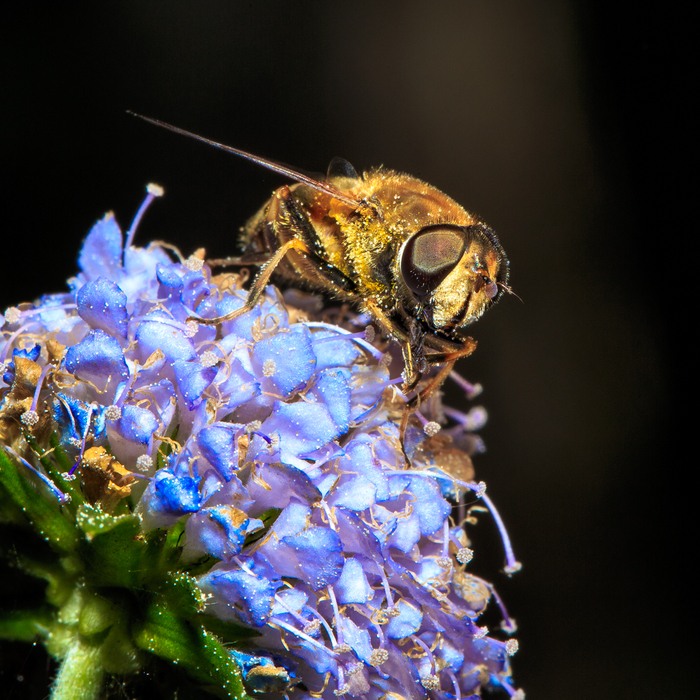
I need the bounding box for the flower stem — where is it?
[50,635,104,700]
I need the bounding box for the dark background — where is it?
[1,2,690,698]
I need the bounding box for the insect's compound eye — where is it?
[401,225,467,298]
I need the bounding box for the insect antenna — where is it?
[127,111,361,209]
[497,282,523,303]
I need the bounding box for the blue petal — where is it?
[329,475,377,511]
[309,368,351,433]
[196,423,239,481]
[262,401,340,460]
[240,463,322,514]
[156,263,183,290]
[384,509,421,553]
[78,213,123,280]
[135,311,197,364]
[270,501,312,538]
[406,475,452,536]
[112,404,158,445]
[251,328,316,397]
[214,358,260,411]
[76,277,129,338]
[184,505,252,561]
[64,329,129,391]
[52,394,107,446]
[15,344,41,362]
[37,293,83,334]
[334,557,372,604]
[336,437,390,502]
[199,565,281,627]
[152,469,202,515]
[261,526,344,591]
[385,599,423,639]
[339,616,373,663]
[173,360,217,410]
[311,331,362,371]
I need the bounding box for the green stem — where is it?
[50,635,104,700]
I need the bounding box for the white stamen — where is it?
[262,359,276,377]
[146,183,165,197]
[456,547,474,564]
[4,307,21,325]
[200,350,219,367]
[423,421,441,436]
[136,454,154,473]
[105,404,122,421]
[20,410,39,427]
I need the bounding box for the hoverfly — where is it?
[129,114,510,410]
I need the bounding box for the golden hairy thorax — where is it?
[242,168,482,315]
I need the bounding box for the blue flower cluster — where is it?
[1,187,522,698]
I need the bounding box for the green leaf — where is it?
[78,592,120,636]
[76,505,145,588]
[100,616,142,675]
[0,447,79,555]
[0,607,54,641]
[134,600,251,700]
[140,520,186,584]
[196,613,259,645]
[32,433,86,510]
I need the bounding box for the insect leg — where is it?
[206,252,272,267]
[188,237,313,326]
[406,338,478,411]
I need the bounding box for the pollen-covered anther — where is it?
[303,619,321,635]
[146,183,165,197]
[363,324,375,342]
[3,306,21,325]
[20,410,40,427]
[334,644,351,654]
[68,437,82,448]
[423,421,441,436]
[369,648,389,666]
[505,639,519,656]
[262,359,276,377]
[437,556,452,569]
[421,674,441,691]
[333,684,349,696]
[200,350,219,368]
[501,618,518,634]
[135,454,154,473]
[504,560,523,575]
[456,547,474,564]
[184,319,199,338]
[104,404,122,421]
[475,481,487,498]
[184,255,205,272]
[474,626,488,639]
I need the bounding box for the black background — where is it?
[1,2,690,698]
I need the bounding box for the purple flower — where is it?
[0,185,523,699]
